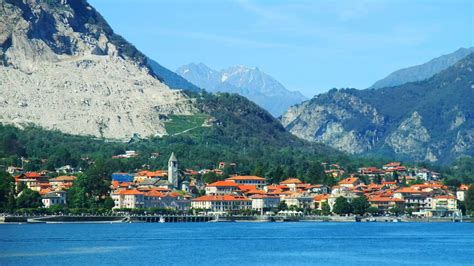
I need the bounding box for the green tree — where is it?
[367,206,379,216]
[465,185,474,215]
[305,163,325,184]
[286,166,297,178]
[203,172,218,184]
[251,163,265,177]
[16,189,42,208]
[404,207,415,216]
[321,202,331,216]
[332,196,352,215]
[48,204,64,214]
[351,195,370,215]
[389,207,401,216]
[278,201,288,211]
[67,186,87,208]
[0,172,16,211]
[104,196,115,210]
[271,165,285,184]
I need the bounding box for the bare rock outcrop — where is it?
[0,0,196,140]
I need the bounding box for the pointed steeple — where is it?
[169,152,177,162]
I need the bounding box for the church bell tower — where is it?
[168,152,179,189]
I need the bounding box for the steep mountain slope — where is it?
[370,47,474,89]
[147,58,200,92]
[0,0,195,140]
[176,63,307,117]
[282,53,474,164]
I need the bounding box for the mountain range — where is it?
[282,51,474,164]
[176,63,307,117]
[1,0,472,166]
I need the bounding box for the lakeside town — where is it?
[3,151,472,223]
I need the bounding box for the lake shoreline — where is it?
[1,215,471,224]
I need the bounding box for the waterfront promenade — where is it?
[1,214,470,223]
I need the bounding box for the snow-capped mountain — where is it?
[176,63,307,117]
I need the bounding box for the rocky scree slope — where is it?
[0,0,195,140]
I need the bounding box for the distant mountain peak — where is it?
[370,47,474,89]
[177,63,307,116]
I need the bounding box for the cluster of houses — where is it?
[7,155,471,217]
[358,162,441,182]
[11,171,75,208]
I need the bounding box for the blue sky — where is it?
[89,0,473,97]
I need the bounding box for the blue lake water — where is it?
[0,222,473,265]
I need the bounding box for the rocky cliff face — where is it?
[282,53,474,163]
[0,0,195,140]
[176,63,307,117]
[281,90,385,154]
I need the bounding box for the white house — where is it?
[251,195,280,211]
[111,189,145,209]
[191,195,251,212]
[42,191,67,208]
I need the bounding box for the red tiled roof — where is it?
[24,172,43,178]
[207,181,239,187]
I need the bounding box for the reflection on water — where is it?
[0,246,131,258]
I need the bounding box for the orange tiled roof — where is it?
[207,181,239,187]
[145,190,166,197]
[313,194,329,201]
[244,189,266,195]
[339,177,359,185]
[238,185,257,192]
[115,189,144,195]
[280,178,303,185]
[434,195,456,199]
[394,187,420,193]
